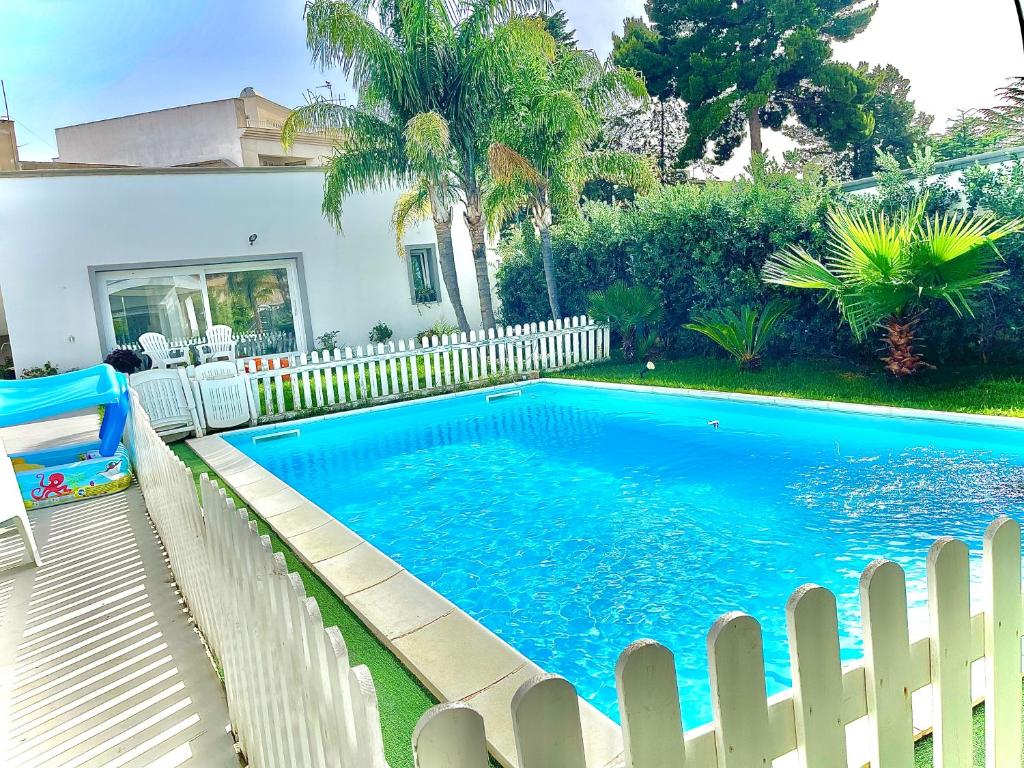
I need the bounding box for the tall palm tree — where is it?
[763,199,1023,376]
[486,45,658,319]
[285,0,544,332]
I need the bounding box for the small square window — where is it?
[407,245,440,304]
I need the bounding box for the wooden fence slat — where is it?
[707,612,772,768]
[786,584,846,768]
[860,559,914,768]
[616,640,686,768]
[399,339,410,392]
[128,400,390,768]
[512,674,587,768]
[413,703,489,768]
[928,537,973,768]
[984,516,1022,768]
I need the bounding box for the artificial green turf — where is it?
[912,689,1024,767]
[550,357,1024,418]
[170,442,435,768]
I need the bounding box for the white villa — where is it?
[54,87,334,169]
[0,165,487,374]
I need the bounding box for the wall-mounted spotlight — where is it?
[248,233,258,246]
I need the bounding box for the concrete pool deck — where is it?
[188,432,625,768]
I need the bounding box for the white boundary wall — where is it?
[124,391,390,767]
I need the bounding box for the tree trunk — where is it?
[748,106,763,159]
[463,198,497,331]
[432,217,470,333]
[537,205,562,320]
[881,314,934,377]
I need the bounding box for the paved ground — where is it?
[0,415,237,768]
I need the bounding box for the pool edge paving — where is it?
[188,433,626,768]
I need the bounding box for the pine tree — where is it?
[613,0,879,166]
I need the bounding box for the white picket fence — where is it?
[241,316,609,422]
[124,391,389,767]
[412,519,1023,768]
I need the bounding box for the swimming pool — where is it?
[225,380,1024,727]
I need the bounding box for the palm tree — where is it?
[486,45,658,319]
[763,200,1024,376]
[284,0,544,332]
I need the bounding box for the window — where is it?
[97,259,306,351]
[407,245,439,304]
[107,274,207,343]
[258,154,308,167]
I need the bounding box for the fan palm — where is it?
[684,300,793,371]
[487,45,658,320]
[763,199,1024,376]
[284,0,545,332]
[588,281,663,361]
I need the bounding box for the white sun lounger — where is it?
[0,437,42,568]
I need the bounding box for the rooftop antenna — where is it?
[1,80,9,120]
[316,81,334,102]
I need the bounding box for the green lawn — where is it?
[550,357,1024,418]
[170,442,435,768]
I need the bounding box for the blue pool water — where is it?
[226,381,1024,726]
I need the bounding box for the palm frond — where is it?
[572,150,659,195]
[488,142,544,185]
[283,98,398,149]
[482,177,531,236]
[304,0,409,101]
[391,178,434,255]
[404,111,453,173]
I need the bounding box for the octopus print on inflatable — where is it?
[0,364,134,510]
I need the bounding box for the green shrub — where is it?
[498,164,854,358]
[497,159,1024,365]
[368,322,394,345]
[417,319,461,341]
[684,300,793,370]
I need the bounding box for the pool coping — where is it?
[191,377,1018,767]
[187,388,626,768]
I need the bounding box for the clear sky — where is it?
[2,0,1021,163]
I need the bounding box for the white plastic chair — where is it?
[191,362,254,430]
[139,333,190,369]
[197,325,237,364]
[0,437,42,568]
[129,368,204,440]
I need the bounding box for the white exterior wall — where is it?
[0,168,483,372]
[55,100,247,167]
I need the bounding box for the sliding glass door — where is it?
[98,259,305,353]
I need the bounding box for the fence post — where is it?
[707,612,772,768]
[927,537,973,768]
[512,674,587,768]
[860,559,914,768]
[413,703,489,768]
[984,516,1022,768]
[786,584,846,768]
[616,640,686,768]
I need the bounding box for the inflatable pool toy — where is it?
[0,364,133,509]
